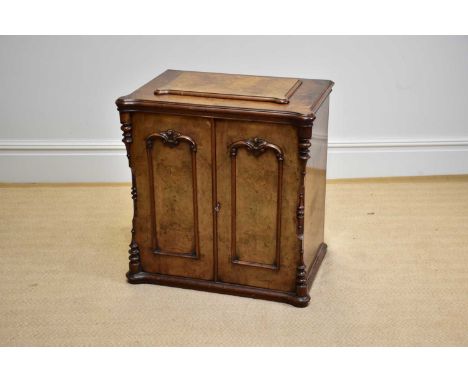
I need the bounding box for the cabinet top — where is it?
[116,70,334,126]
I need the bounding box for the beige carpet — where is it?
[1,177,467,346]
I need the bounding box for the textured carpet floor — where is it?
[1,178,467,346]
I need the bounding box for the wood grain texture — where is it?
[146,129,200,258]
[304,97,329,272]
[154,71,302,104]
[216,119,300,292]
[229,137,284,270]
[131,113,214,280]
[116,69,334,126]
[116,70,333,306]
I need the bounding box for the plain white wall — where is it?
[1,36,468,181]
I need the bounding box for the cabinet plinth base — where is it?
[307,242,328,289]
[127,243,327,308]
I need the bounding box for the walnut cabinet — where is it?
[116,70,333,307]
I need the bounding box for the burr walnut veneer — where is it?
[116,70,333,307]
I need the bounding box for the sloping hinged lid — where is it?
[154,71,302,105]
[117,70,334,125]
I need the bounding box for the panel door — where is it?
[132,113,214,280]
[216,120,300,292]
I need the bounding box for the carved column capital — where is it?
[298,138,311,161]
[120,112,133,165]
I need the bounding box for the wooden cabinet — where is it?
[116,70,333,307]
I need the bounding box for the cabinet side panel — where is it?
[304,97,329,270]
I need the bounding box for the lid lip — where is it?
[115,97,316,127]
[116,80,333,127]
[152,89,293,105]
